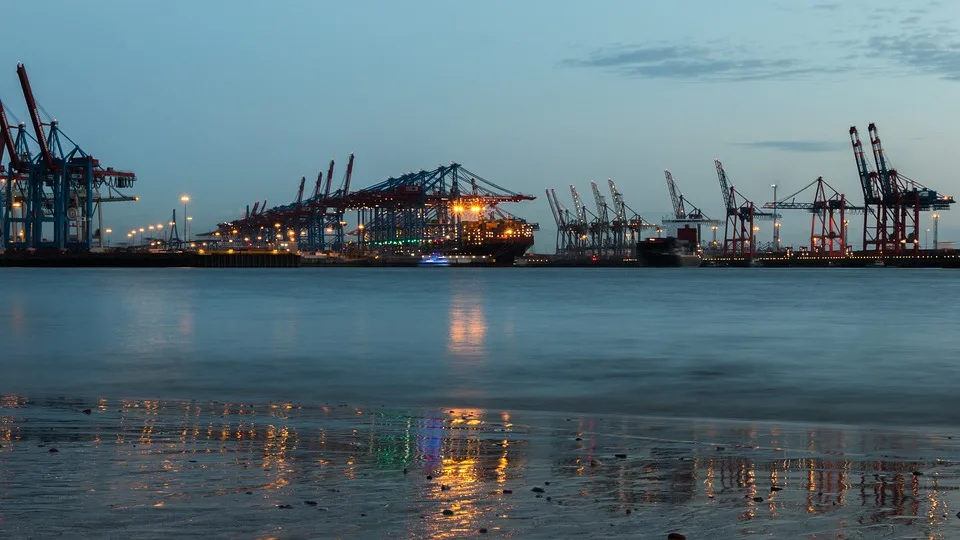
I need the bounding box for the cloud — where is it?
[736,140,845,153]
[559,44,844,82]
[867,30,960,80]
[901,16,921,24]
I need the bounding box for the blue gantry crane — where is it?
[1,63,138,251]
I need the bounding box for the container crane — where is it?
[665,170,685,219]
[850,123,954,254]
[663,169,718,249]
[589,180,611,254]
[569,184,589,253]
[715,159,773,258]
[3,63,138,250]
[849,126,888,252]
[761,176,862,255]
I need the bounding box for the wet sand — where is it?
[1,395,958,539]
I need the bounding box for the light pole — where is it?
[771,184,778,251]
[925,228,930,249]
[105,228,112,247]
[932,213,940,250]
[138,227,145,246]
[843,220,849,253]
[180,195,190,244]
[187,216,193,244]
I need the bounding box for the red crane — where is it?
[0,99,22,173]
[16,63,53,170]
[762,176,862,256]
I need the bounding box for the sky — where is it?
[2,0,960,250]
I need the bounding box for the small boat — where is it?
[418,253,450,266]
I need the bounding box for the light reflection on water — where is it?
[0,396,956,538]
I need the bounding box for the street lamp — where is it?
[770,184,778,251]
[138,227,145,246]
[180,195,190,243]
[187,216,193,243]
[932,213,940,250]
[105,228,112,246]
[925,228,931,250]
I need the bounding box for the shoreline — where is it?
[2,395,958,538]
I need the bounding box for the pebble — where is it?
[276,504,293,509]
[590,459,601,467]
[441,485,451,491]
[531,487,545,493]
[442,509,455,516]
[667,534,686,540]
[48,448,59,453]
[753,497,763,502]
[615,453,627,459]
[304,501,318,506]
[544,482,551,486]
[82,409,92,415]
[245,491,253,495]
[575,437,582,441]
[479,528,488,534]
[403,468,408,475]
[427,475,433,480]
[912,471,923,476]
[770,486,783,492]
[502,489,513,494]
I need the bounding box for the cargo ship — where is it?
[636,237,702,267]
[454,217,536,264]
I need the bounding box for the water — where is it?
[2,267,959,426]
[3,267,960,538]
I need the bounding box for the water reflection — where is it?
[0,397,956,538]
[447,294,487,359]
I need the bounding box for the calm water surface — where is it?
[2,267,959,426]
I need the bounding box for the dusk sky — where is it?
[2,0,959,249]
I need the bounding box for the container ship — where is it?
[455,217,536,263]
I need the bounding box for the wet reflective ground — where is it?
[1,396,958,539]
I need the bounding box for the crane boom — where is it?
[323,160,335,200]
[16,63,53,169]
[312,171,323,199]
[569,185,587,225]
[590,180,607,222]
[607,179,626,221]
[867,123,894,197]
[714,159,732,210]
[849,126,878,202]
[343,153,355,195]
[549,188,568,226]
[545,188,561,227]
[0,99,20,172]
[664,169,685,218]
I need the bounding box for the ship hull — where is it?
[453,240,533,265]
[638,252,702,267]
[637,237,702,268]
